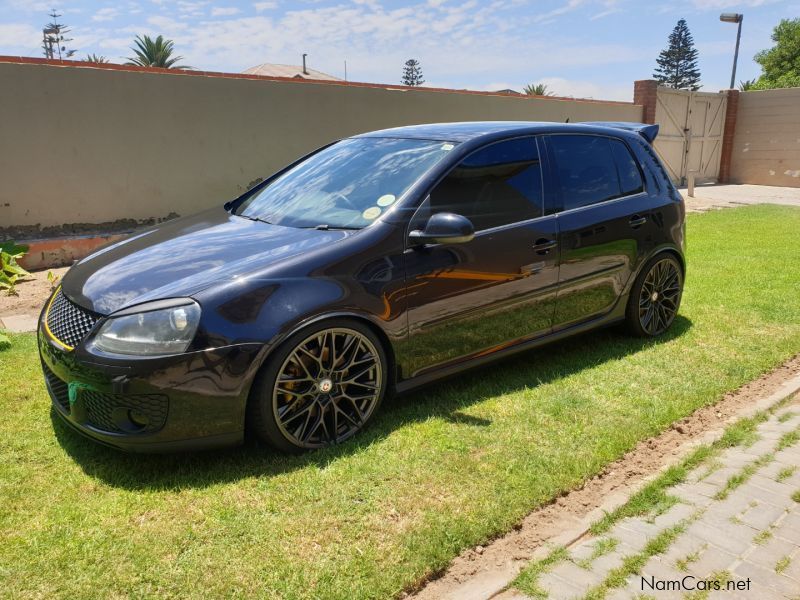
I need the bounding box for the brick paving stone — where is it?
[640,555,686,580]
[750,473,797,499]
[546,557,605,590]
[775,445,800,464]
[783,553,800,582]
[661,533,708,567]
[685,518,756,555]
[733,481,788,507]
[684,545,739,577]
[745,534,798,571]
[616,517,661,539]
[605,522,651,554]
[760,460,794,480]
[671,482,717,507]
[536,569,586,600]
[651,502,696,530]
[703,467,742,488]
[774,511,800,543]
[707,586,783,600]
[568,538,598,563]
[741,439,779,458]
[712,491,761,521]
[739,500,788,530]
[718,446,757,468]
[510,408,800,600]
[733,559,800,597]
[588,547,629,576]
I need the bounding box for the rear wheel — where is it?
[625,254,683,337]
[247,319,387,452]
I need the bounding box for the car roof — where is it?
[354,121,651,144]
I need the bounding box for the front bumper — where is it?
[39,321,263,453]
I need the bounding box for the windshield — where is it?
[235,137,456,229]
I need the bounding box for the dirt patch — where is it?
[0,266,69,317]
[409,355,800,600]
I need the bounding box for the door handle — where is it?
[629,215,647,228]
[533,238,557,255]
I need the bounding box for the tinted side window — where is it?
[428,137,543,230]
[550,135,621,211]
[610,139,644,195]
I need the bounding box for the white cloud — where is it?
[92,7,120,22]
[211,7,241,16]
[147,15,190,31]
[0,22,40,48]
[477,77,632,102]
[690,0,780,8]
[537,77,633,101]
[253,1,277,10]
[6,0,51,11]
[531,0,586,23]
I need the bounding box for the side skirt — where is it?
[394,310,625,395]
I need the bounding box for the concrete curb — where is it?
[431,372,800,600]
[0,314,38,333]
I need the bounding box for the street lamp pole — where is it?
[720,13,743,89]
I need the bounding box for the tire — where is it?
[247,318,388,453]
[625,253,683,337]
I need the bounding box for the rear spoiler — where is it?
[581,122,659,144]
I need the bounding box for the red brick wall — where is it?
[718,89,739,184]
[633,80,658,124]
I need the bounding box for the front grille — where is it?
[83,391,169,434]
[46,289,99,349]
[43,362,70,413]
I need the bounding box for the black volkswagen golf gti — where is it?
[40,121,685,453]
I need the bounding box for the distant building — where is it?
[494,89,523,96]
[243,62,342,82]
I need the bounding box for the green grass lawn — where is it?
[1,205,799,599]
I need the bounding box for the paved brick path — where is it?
[514,402,800,599]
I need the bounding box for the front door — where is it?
[402,137,560,378]
[545,134,653,329]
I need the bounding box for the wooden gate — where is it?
[653,87,727,185]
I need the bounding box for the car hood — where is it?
[62,208,352,314]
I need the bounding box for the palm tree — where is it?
[125,35,190,69]
[84,53,109,63]
[523,83,554,96]
[738,78,757,91]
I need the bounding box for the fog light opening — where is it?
[128,409,150,428]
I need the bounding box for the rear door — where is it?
[403,136,559,378]
[545,134,654,329]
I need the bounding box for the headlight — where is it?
[88,300,201,356]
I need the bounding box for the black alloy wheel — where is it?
[248,320,386,452]
[626,254,683,337]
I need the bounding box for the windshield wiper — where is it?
[312,224,360,230]
[238,214,272,225]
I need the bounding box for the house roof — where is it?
[242,62,342,81]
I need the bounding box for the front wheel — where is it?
[625,254,683,337]
[247,319,387,452]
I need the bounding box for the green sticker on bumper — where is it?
[67,381,95,405]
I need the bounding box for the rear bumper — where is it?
[39,322,263,453]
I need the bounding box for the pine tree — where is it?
[653,19,701,90]
[401,59,425,86]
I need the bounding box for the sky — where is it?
[1,0,797,101]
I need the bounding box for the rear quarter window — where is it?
[549,135,621,211]
[610,139,644,196]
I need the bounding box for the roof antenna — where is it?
[302,53,308,75]
[565,117,570,123]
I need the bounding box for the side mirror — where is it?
[409,212,475,245]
